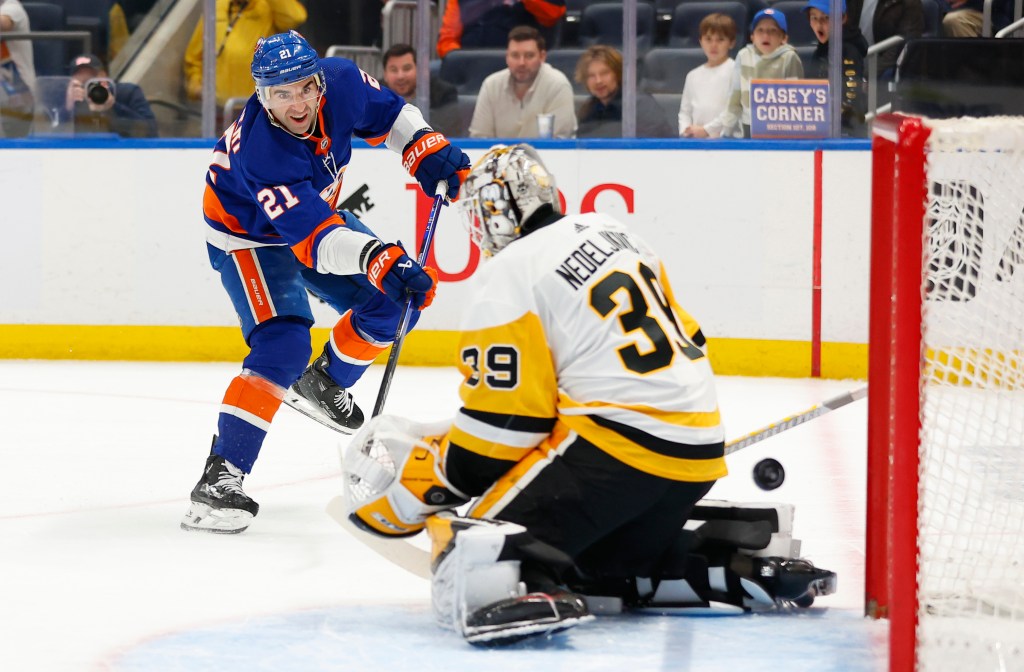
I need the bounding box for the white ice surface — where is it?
[0,361,886,671]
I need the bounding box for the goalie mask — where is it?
[458,144,561,256]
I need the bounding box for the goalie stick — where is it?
[724,386,867,455]
[325,495,431,578]
[333,387,868,577]
[372,182,448,418]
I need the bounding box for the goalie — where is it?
[342,144,836,645]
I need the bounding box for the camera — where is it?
[85,78,115,105]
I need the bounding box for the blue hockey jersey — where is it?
[203,58,405,270]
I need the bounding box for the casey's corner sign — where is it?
[750,79,830,139]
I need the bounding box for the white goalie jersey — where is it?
[443,211,727,487]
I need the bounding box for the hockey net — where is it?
[867,114,1024,671]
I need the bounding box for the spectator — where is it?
[708,8,803,138]
[574,45,673,138]
[853,0,923,79]
[0,0,35,137]
[469,25,576,138]
[678,13,740,138]
[805,0,868,136]
[941,0,1012,36]
[60,54,158,138]
[438,0,566,59]
[382,43,462,137]
[183,0,307,106]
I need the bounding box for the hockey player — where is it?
[341,144,836,644]
[181,31,471,534]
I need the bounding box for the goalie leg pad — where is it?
[688,499,800,558]
[343,416,468,537]
[613,557,837,614]
[426,514,593,645]
[569,499,835,614]
[426,515,528,634]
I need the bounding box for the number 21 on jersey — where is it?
[256,185,300,219]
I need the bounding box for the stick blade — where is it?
[325,496,431,579]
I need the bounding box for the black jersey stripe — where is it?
[444,440,518,495]
[588,414,725,461]
[459,407,557,433]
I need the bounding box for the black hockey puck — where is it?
[753,458,785,491]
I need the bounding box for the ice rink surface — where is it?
[0,361,887,671]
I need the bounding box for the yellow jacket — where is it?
[184,0,307,106]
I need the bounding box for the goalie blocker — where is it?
[341,417,837,644]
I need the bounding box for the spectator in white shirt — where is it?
[679,13,740,138]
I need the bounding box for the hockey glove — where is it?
[366,242,438,309]
[402,129,471,201]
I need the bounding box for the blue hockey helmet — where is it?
[251,31,325,108]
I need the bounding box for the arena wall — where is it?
[0,138,872,378]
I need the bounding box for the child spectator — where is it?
[678,13,740,138]
[707,8,803,138]
[805,0,868,136]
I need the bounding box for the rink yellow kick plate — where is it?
[0,325,868,379]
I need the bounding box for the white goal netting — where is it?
[916,117,1024,671]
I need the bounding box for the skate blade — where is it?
[283,390,358,435]
[180,502,253,534]
[634,601,746,616]
[464,614,594,646]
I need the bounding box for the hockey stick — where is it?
[372,182,448,418]
[325,495,431,578]
[724,386,867,455]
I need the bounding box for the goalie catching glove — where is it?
[342,415,469,537]
[364,241,438,309]
[402,130,471,201]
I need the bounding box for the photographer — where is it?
[64,54,157,138]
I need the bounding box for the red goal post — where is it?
[867,114,1024,672]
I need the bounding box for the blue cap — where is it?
[751,7,787,33]
[803,0,847,14]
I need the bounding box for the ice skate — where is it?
[284,347,364,434]
[181,453,259,534]
[463,591,594,646]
